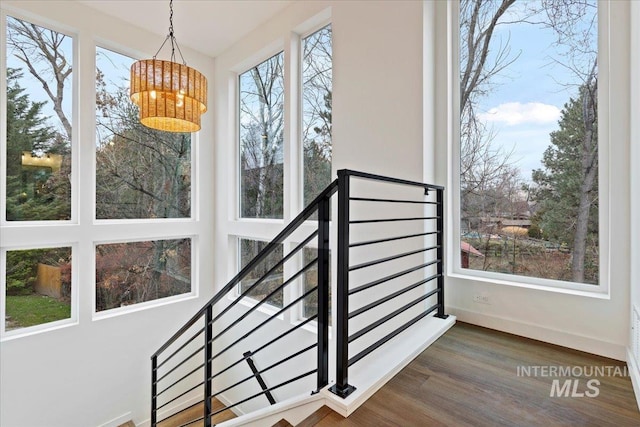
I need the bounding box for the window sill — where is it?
[1,318,77,342]
[447,269,610,300]
[92,292,198,321]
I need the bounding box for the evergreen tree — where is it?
[5,67,62,221]
[532,86,599,284]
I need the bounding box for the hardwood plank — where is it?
[157,397,236,427]
[295,405,334,427]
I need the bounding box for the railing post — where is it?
[330,170,356,398]
[435,188,448,319]
[317,194,330,391]
[204,305,213,427]
[151,356,158,427]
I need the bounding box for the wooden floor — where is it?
[313,322,640,427]
[157,397,236,427]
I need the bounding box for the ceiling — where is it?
[78,0,293,58]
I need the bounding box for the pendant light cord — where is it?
[153,0,187,65]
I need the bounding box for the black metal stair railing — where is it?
[150,169,446,426]
[150,180,337,427]
[329,169,447,398]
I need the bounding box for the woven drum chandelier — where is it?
[130,0,207,133]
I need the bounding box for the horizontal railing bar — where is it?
[341,169,445,191]
[350,231,437,248]
[349,274,440,319]
[156,326,205,371]
[349,245,439,272]
[211,259,317,343]
[212,230,318,324]
[210,315,318,380]
[156,362,204,398]
[348,303,440,367]
[152,179,338,358]
[156,344,204,381]
[156,380,205,412]
[210,343,318,397]
[209,370,318,418]
[209,287,318,361]
[350,216,438,224]
[350,196,438,205]
[349,290,439,343]
[349,259,440,295]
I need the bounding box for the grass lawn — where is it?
[5,294,70,331]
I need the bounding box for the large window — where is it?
[1,11,197,338]
[5,16,72,222]
[234,22,332,314]
[302,25,333,207]
[2,15,76,336]
[4,247,72,331]
[457,0,600,286]
[93,46,194,312]
[95,239,191,312]
[239,52,285,219]
[96,47,191,219]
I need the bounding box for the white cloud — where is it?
[479,102,561,126]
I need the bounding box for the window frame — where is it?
[0,242,79,339]
[229,12,332,324]
[0,9,201,340]
[1,9,79,226]
[445,0,611,296]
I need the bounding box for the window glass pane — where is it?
[96,47,191,219]
[5,247,72,331]
[239,53,284,219]
[238,239,283,308]
[302,247,331,323]
[302,25,332,208]
[5,16,72,221]
[459,0,598,284]
[95,238,191,312]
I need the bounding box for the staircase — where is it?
[150,170,448,426]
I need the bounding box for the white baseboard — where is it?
[627,347,640,411]
[450,306,626,360]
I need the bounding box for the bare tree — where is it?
[7,18,72,140]
[239,54,285,219]
[459,0,519,227]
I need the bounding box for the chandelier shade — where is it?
[129,0,208,133]
[130,59,207,133]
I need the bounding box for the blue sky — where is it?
[473,1,597,182]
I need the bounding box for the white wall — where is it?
[630,0,640,368]
[434,0,631,361]
[0,2,215,426]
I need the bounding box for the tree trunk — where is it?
[572,70,598,283]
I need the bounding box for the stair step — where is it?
[117,422,136,427]
[157,397,236,427]
[271,419,294,427]
[295,406,338,427]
